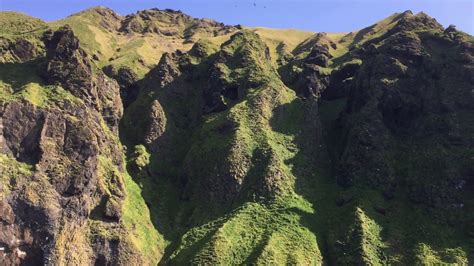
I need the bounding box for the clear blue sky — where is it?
[1,0,473,34]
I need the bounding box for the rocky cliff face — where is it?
[1,22,159,265]
[1,8,473,265]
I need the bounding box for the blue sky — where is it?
[1,0,473,34]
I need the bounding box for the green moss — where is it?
[156,31,326,264]
[0,56,83,107]
[354,207,387,265]
[0,154,34,178]
[97,156,123,197]
[108,16,474,265]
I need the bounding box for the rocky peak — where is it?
[42,25,92,96]
[41,25,123,131]
[444,24,457,34]
[88,6,121,18]
[400,10,414,16]
[393,11,444,32]
[119,8,192,34]
[45,25,81,59]
[70,6,122,31]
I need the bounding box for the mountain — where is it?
[0,7,473,265]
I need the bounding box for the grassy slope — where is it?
[247,27,315,63]
[0,11,47,37]
[162,32,325,264]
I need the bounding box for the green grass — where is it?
[0,11,47,37]
[248,27,315,64]
[121,168,164,264]
[169,200,322,264]
[414,244,468,265]
[0,81,83,107]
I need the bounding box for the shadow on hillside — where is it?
[0,58,45,89]
[120,72,200,263]
[269,97,472,264]
[121,65,251,263]
[269,97,340,263]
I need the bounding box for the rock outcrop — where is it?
[42,26,123,131]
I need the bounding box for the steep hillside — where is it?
[1,8,473,265]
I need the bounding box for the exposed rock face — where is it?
[123,31,310,207]
[0,37,41,63]
[0,26,145,265]
[42,26,123,131]
[284,33,335,99]
[0,100,128,264]
[103,65,140,108]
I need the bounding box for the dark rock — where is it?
[444,24,457,34]
[12,39,38,61]
[0,200,15,224]
[41,26,123,131]
[1,102,44,164]
[103,65,140,107]
[0,37,39,63]
[323,61,361,100]
[374,205,387,215]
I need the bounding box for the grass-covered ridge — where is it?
[120,30,330,264]
[0,11,47,37]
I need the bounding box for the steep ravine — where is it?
[1,8,473,265]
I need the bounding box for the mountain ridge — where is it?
[0,6,473,265]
